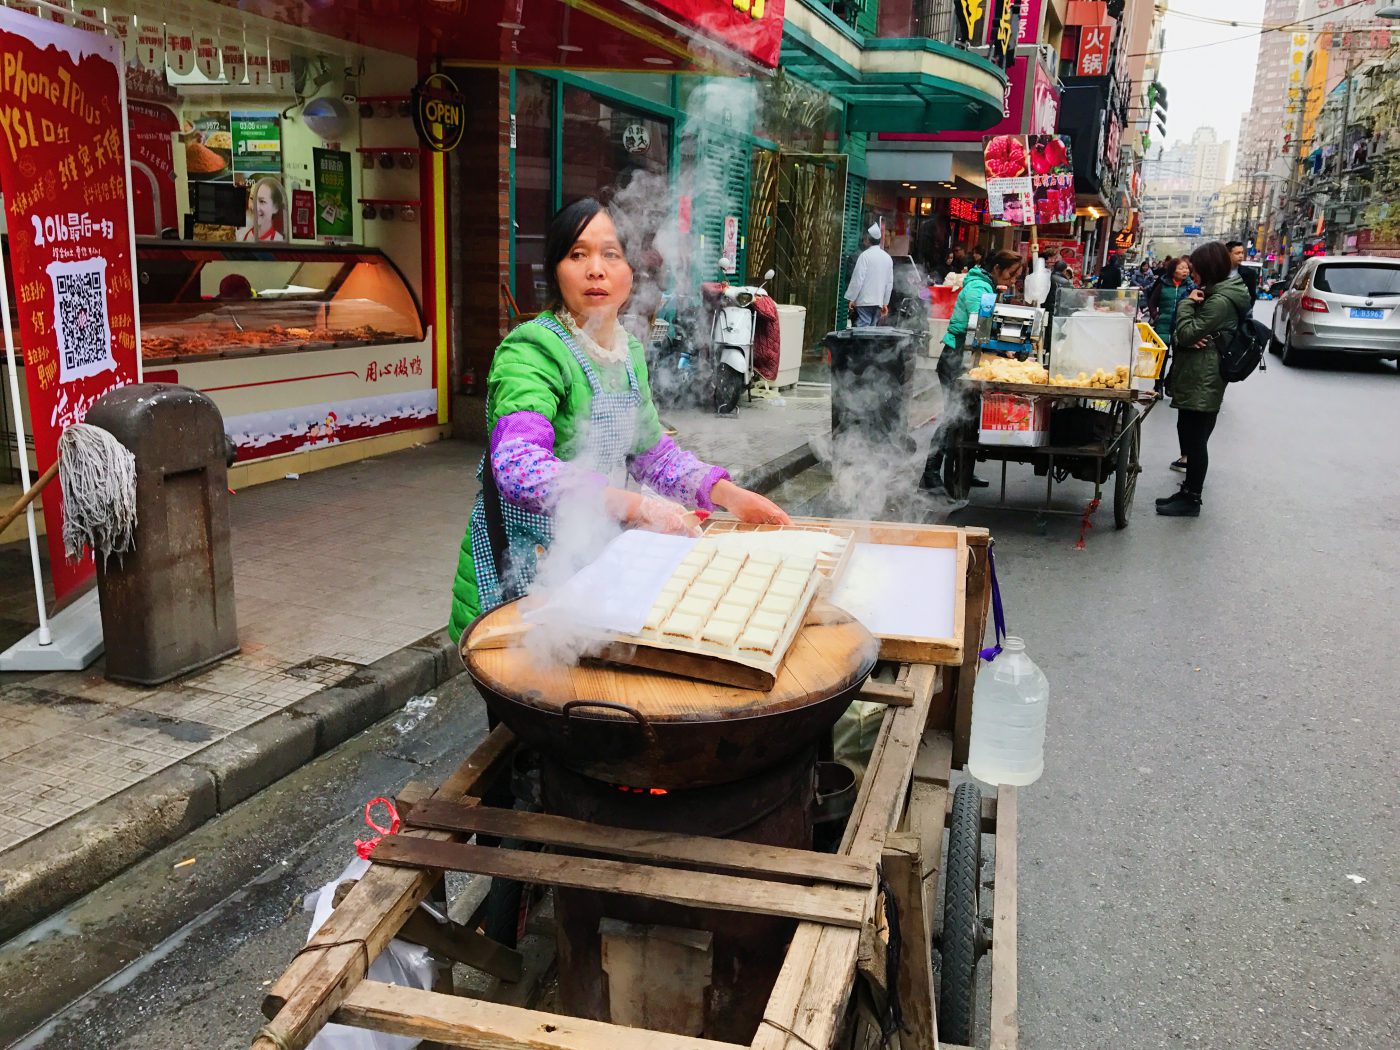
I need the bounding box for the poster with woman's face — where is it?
[238,175,287,242]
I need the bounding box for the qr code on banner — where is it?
[46,258,116,384]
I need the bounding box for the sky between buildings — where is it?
[1156,0,1268,180]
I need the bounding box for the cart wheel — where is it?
[938,782,985,1046]
[1113,418,1140,529]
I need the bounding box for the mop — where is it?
[0,423,137,564]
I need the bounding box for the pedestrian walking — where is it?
[922,249,1026,490]
[1226,241,1259,299]
[844,223,894,327]
[1129,260,1154,289]
[1098,253,1124,289]
[1156,242,1252,518]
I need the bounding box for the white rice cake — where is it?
[698,567,737,589]
[680,549,712,571]
[783,555,818,576]
[675,595,714,620]
[643,599,674,632]
[748,609,787,635]
[759,591,797,618]
[767,577,803,601]
[700,618,743,649]
[711,554,745,575]
[714,600,753,624]
[662,610,702,641]
[687,582,723,605]
[738,625,782,655]
[747,550,782,569]
[775,566,810,588]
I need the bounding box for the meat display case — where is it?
[136,239,438,463]
[135,240,424,362]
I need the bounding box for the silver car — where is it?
[1270,255,1400,366]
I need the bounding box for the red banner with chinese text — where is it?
[0,9,141,602]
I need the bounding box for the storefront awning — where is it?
[779,3,1006,135]
[210,0,784,73]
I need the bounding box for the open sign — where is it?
[412,72,466,153]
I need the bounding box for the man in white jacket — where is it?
[844,223,893,327]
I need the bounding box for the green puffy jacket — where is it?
[943,266,996,352]
[447,313,664,642]
[1170,275,1252,413]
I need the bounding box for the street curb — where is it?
[0,628,458,943]
[0,436,812,942]
[735,441,818,497]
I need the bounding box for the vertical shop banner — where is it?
[955,0,992,46]
[0,7,141,601]
[1076,25,1113,77]
[1031,60,1060,136]
[313,147,353,240]
[983,135,1033,225]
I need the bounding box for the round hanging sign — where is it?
[412,72,466,153]
[622,123,651,154]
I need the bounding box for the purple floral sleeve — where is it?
[628,434,730,511]
[490,411,605,513]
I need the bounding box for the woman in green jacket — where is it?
[923,250,1025,488]
[448,198,788,641]
[1156,241,1252,517]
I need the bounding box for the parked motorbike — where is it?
[709,263,776,416]
[645,291,707,411]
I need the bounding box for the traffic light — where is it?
[1148,81,1168,137]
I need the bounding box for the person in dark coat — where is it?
[1098,254,1124,289]
[1156,242,1252,517]
[1227,241,1259,299]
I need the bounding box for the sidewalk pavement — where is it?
[0,387,835,941]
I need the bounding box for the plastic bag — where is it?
[303,857,436,1050]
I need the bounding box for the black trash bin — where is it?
[86,384,239,685]
[822,326,917,453]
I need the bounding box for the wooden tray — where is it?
[735,517,968,666]
[965,378,1156,402]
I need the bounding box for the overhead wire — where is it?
[1130,0,1381,58]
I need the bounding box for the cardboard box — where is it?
[980,393,1049,447]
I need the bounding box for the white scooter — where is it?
[710,263,776,415]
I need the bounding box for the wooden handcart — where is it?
[252,524,1016,1050]
[945,380,1160,529]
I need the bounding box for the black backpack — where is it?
[1218,298,1268,383]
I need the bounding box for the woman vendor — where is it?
[922,249,1025,489]
[448,198,790,641]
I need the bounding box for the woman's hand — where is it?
[1187,289,1206,303]
[621,492,701,536]
[711,480,792,526]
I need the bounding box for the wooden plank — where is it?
[953,534,992,769]
[843,663,941,869]
[883,834,938,1050]
[255,727,517,1050]
[989,788,1019,1050]
[370,837,867,929]
[600,920,712,1036]
[401,799,872,888]
[905,730,953,918]
[856,679,916,707]
[334,981,747,1050]
[756,665,940,1050]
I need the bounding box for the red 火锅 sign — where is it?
[0,8,141,602]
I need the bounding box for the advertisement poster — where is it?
[231,112,281,173]
[0,7,141,601]
[187,110,233,182]
[127,100,180,235]
[1040,237,1085,281]
[291,188,315,239]
[313,147,353,240]
[1031,61,1060,136]
[983,135,1034,225]
[1028,135,1075,226]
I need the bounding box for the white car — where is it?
[1270,255,1400,366]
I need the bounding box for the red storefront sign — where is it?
[1077,24,1113,77]
[0,9,141,601]
[646,0,786,68]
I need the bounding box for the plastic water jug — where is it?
[966,636,1049,786]
[1023,256,1051,307]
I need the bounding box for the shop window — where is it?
[561,86,670,208]
[515,72,554,312]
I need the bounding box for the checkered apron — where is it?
[469,316,641,611]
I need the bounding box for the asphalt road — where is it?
[4,301,1397,1049]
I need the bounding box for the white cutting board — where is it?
[829,543,958,641]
